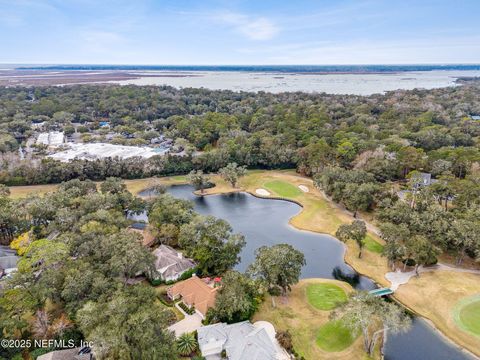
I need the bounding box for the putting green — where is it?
[316,319,356,352]
[306,283,348,310]
[263,180,303,198]
[453,295,480,337]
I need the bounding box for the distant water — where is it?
[14,64,480,95]
[113,70,480,95]
[16,64,480,73]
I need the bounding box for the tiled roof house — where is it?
[167,276,218,318]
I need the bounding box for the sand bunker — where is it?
[255,188,271,196]
[298,185,309,192]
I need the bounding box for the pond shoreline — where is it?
[140,181,479,359]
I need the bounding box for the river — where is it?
[138,186,475,360]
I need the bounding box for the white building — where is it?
[36,131,65,147]
[48,142,168,162]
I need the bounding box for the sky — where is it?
[0,0,479,65]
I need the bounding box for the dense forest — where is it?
[0,83,479,185]
[1,83,480,359]
[0,178,281,359]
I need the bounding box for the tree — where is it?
[209,271,260,323]
[379,223,409,270]
[343,182,379,217]
[397,146,426,178]
[100,177,127,195]
[219,162,247,188]
[148,194,194,246]
[187,170,210,194]
[407,235,439,275]
[429,174,455,211]
[447,217,480,265]
[332,292,411,356]
[176,332,198,356]
[247,244,305,304]
[336,220,367,258]
[178,215,245,275]
[77,286,177,360]
[0,184,10,197]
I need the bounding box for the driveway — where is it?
[168,313,203,337]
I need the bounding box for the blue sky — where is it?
[1,0,479,64]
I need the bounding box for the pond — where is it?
[139,186,475,360]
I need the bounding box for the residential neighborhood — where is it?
[1,1,480,358]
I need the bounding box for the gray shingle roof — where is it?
[153,245,195,279]
[198,321,280,360]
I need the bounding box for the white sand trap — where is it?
[298,185,309,192]
[255,188,270,196]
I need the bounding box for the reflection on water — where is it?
[139,185,474,360]
[332,266,360,287]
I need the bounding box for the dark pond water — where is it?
[138,185,475,360]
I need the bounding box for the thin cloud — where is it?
[214,11,279,41]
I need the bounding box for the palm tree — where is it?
[176,332,198,356]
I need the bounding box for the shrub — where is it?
[149,277,163,286]
[179,267,198,281]
[178,301,195,315]
[276,330,293,352]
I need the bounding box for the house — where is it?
[197,320,290,360]
[153,244,196,282]
[398,172,438,202]
[411,172,435,188]
[167,275,218,318]
[36,131,65,148]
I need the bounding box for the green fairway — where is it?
[316,320,356,352]
[454,296,480,337]
[264,180,303,198]
[364,235,384,254]
[306,283,348,310]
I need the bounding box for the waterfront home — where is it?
[197,320,290,360]
[167,275,218,318]
[153,244,196,282]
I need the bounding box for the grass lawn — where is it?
[252,278,370,360]
[459,301,480,335]
[10,169,478,357]
[306,283,348,311]
[316,320,357,352]
[453,295,480,337]
[395,271,480,357]
[364,235,384,254]
[263,179,303,198]
[8,183,58,199]
[8,175,189,199]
